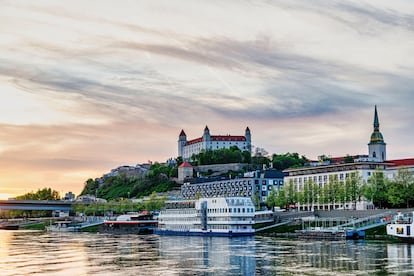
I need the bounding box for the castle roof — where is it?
[179,129,186,137]
[186,135,246,145]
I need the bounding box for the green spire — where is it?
[369,105,385,145]
[373,105,379,131]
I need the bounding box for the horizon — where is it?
[1,1,414,199]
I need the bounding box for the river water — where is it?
[0,230,413,275]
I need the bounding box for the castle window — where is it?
[373,152,376,158]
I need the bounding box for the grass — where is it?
[21,222,48,230]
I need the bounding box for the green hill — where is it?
[80,163,180,200]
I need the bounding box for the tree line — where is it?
[265,167,414,209]
[72,192,167,216]
[190,147,308,171]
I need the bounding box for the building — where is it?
[180,169,285,205]
[178,162,194,181]
[385,158,414,179]
[368,105,386,162]
[284,162,386,210]
[178,126,251,160]
[283,106,413,211]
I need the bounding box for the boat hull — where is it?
[154,229,255,237]
[100,222,157,234]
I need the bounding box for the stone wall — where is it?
[194,163,247,176]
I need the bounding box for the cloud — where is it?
[1,0,414,196]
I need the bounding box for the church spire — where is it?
[369,105,384,145]
[368,105,386,162]
[373,105,379,131]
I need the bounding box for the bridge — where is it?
[0,200,73,211]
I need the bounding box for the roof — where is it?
[186,135,246,145]
[263,170,285,178]
[179,162,193,168]
[179,129,186,137]
[387,158,414,168]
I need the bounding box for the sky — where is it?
[1,0,414,199]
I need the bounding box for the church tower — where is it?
[178,129,187,158]
[368,106,386,162]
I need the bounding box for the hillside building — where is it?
[178,126,251,160]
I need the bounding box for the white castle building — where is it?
[178,126,251,160]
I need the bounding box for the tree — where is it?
[191,146,251,166]
[346,172,363,209]
[266,189,277,209]
[251,156,271,170]
[272,153,308,171]
[389,167,414,208]
[387,181,405,207]
[276,188,287,209]
[367,170,388,208]
[285,181,297,209]
[344,155,354,163]
[16,188,60,200]
[81,179,99,196]
[145,192,166,211]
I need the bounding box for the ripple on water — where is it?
[1,231,414,275]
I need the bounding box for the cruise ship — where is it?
[154,197,255,236]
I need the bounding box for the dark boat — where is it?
[100,211,158,234]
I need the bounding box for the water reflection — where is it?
[387,243,414,274]
[2,231,414,275]
[158,236,256,275]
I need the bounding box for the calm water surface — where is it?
[0,230,413,275]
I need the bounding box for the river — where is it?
[0,230,413,275]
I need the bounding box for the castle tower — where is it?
[245,126,251,152]
[202,125,211,151]
[368,106,386,162]
[178,129,187,157]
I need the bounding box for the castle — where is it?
[178,126,251,160]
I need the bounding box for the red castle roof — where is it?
[186,135,246,145]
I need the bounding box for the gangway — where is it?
[255,219,292,233]
[301,211,396,239]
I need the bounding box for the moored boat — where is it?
[155,197,255,237]
[386,211,414,241]
[46,220,81,232]
[100,211,158,234]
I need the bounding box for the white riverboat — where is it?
[386,211,414,241]
[154,197,255,237]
